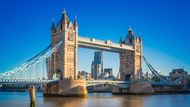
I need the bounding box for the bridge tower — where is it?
[48,9,78,80]
[119,27,142,81]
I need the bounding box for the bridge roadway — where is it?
[78,36,134,52]
[0,79,183,87]
[0,79,55,84]
[0,79,129,88]
[86,80,130,88]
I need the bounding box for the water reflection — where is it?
[121,95,145,107]
[43,97,88,107]
[43,93,147,107]
[0,92,190,107]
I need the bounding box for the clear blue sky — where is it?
[0,0,190,76]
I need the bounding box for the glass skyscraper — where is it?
[91,51,103,80]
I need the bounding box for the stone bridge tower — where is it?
[48,10,78,80]
[119,28,142,81]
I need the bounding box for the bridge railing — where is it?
[78,36,92,42]
[0,79,56,84]
[86,80,130,88]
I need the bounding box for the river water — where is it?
[0,92,190,107]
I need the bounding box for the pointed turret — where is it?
[61,8,69,24]
[74,15,78,33]
[125,27,135,45]
[119,36,123,44]
[74,15,78,27]
[127,26,134,37]
[139,32,142,41]
[58,8,69,31]
[51,18,56,33]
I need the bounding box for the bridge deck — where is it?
[0,79,55,84]
[0,79,183,87]
[78,36,134,52]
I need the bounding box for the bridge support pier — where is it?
[111,82,154,95]
[43,79,87,97]
[129,82,154,94]
[112,87,129,94]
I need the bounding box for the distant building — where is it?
[99,72,109,79]
[104,68,113,77]
[91,51,103,80]
[78,71,91,80]
[169,68,188,80]
[98,68,116,80]
[169,68,189,88]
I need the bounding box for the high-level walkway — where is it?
[78,36,134,52]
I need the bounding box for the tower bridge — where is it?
[0,9,187,96]
[48,9,142,81]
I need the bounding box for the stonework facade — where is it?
[44,9,147,96]
[48,10,78,80]
[119,28,142,81]
[47,10,143,82]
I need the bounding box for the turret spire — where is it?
[128,26,132,31]
[51,18,56,33]
[124,26,135,45]
[119,36,123,44]
[74,15,78,26]
[62,8,66,15]
[128,26,134,35]
[139,32,142,40]
[61,8,69,23]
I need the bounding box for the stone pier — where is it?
[112,82,154,95]
[129,82,154,94]
[43,79,87,97]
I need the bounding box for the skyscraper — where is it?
[91,51,103,80]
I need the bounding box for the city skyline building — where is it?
[91,51,103,80]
